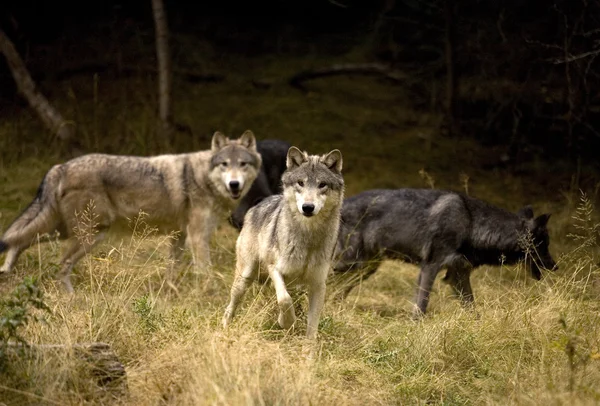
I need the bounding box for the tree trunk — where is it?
[0,29,75,142]
[444,0,458,135]
[151,0,174,139]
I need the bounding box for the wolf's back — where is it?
[0,165,63,249]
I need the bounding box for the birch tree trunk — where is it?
[151,0,174,139]
[0,29,75,142]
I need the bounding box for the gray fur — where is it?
[222,147,344,339]
[333,188,557,317]
[0,131,262,293]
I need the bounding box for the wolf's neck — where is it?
[281,204,340,241]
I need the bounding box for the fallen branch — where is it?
[288,63,408,91]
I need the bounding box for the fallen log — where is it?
[6,341,127,395]
[288,63,408,91]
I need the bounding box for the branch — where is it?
[550,49,600,64]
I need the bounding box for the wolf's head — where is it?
[281,146,344,220]
[517,205,557,279]
[209,130,262,201]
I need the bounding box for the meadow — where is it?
[0,51,599,405]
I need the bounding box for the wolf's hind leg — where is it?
[166,233,186,291]
[306,272,327,339]
[58,231,106,293]
[413,263,442,318]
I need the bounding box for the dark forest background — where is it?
[1,0,599,175]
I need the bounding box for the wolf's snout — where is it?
[229,180,240,191]
[302,203,315,216]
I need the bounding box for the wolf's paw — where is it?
[411,304,426,321]
[60,276,75,294]
[278,311,297,330]
[222,309,233,329]
[277,294,296,329]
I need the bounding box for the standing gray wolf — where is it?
[229,139,291,230]
[333,189,557,317]
[0,131,262,293]
[222,146,344,339]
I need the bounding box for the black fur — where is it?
[334,188,557,316]
[230,139,291,229]
[0,240,7,253]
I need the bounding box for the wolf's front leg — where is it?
[444,266,475,308]
[187,209,217,269]
[0,246,24,274]
[306,276,327,340]
[222,259,257,328]
[269,267,296,329]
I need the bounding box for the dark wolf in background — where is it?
[0,131,262,292]
[333,189,557,316]
[229,139,291,230]
[223,147,344,339]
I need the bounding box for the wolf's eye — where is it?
[240,162,248,168]
[318,182,327,189]
[297,180,304,187]
[220,162,228,168]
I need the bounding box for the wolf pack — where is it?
[0,131,557,339]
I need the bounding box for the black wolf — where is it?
[333,189,557,316]
[229,139,291,230]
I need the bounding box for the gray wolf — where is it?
[229,139,291,230]
[222,146,344,339]
[0,131,262,293]
[333,188,557,317]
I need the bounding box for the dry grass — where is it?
[1,54,600,405]
[0,194,599,405]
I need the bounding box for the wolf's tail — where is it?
[0,165,63,251]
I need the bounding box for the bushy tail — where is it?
[0,165,63,250]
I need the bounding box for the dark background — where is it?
[1,0,599,174]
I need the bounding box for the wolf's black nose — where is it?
[302,203,315,215]
[229,181,240,191]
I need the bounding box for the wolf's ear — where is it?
[533,213,551,229]
[239,130,257,151]
[321,149,343,173]
[286,146,307,169]
[517,205,534,219]
[211,131,229,152]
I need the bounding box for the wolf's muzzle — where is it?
[302,203,315,217]
[229,180,241,199]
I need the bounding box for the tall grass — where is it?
[1,49,599,404]
[0,181,599,404]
